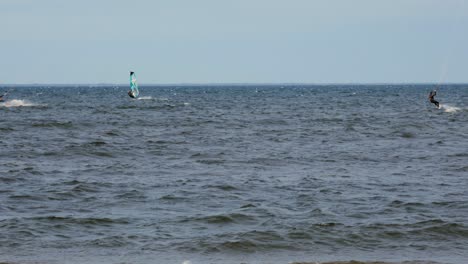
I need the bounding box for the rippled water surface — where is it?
[0,85,467,264]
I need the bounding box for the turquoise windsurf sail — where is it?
[129,71,139,98]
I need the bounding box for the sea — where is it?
[0,84,467,264]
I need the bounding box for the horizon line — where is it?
[2,82,467,86]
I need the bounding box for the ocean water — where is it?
[0,85,467,264]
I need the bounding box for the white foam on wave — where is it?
[0,99,42,108]
[137,96,153,100]
[439,104,462,113]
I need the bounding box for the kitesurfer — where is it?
[128,90,136,98]
[428,90,439,108]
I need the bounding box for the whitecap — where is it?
[137,96,153,100]
[0,99,43,108]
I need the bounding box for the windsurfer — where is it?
[128,71,139,98]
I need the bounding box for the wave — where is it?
[0,99,44,108]
[32,121,73,128]
[30,216,130,225]
[183,213,256,224]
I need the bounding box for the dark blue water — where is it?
[1,85,467,264]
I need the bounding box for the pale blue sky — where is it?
[1,0,467,84]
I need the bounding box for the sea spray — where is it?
[439,104,462,113]
[0,99,41,107]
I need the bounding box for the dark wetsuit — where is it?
[128,90,136,98]
[428,90,439,108]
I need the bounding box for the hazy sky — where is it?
[1,0,467,84]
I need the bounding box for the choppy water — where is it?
[0,85,467,264]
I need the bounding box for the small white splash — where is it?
[439,104,461,113]
[182,261,191,264]
[137,96,153,100]
[183,102,190,106]
[0,99,40,107]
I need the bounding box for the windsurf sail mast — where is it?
[129,71,139,98]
